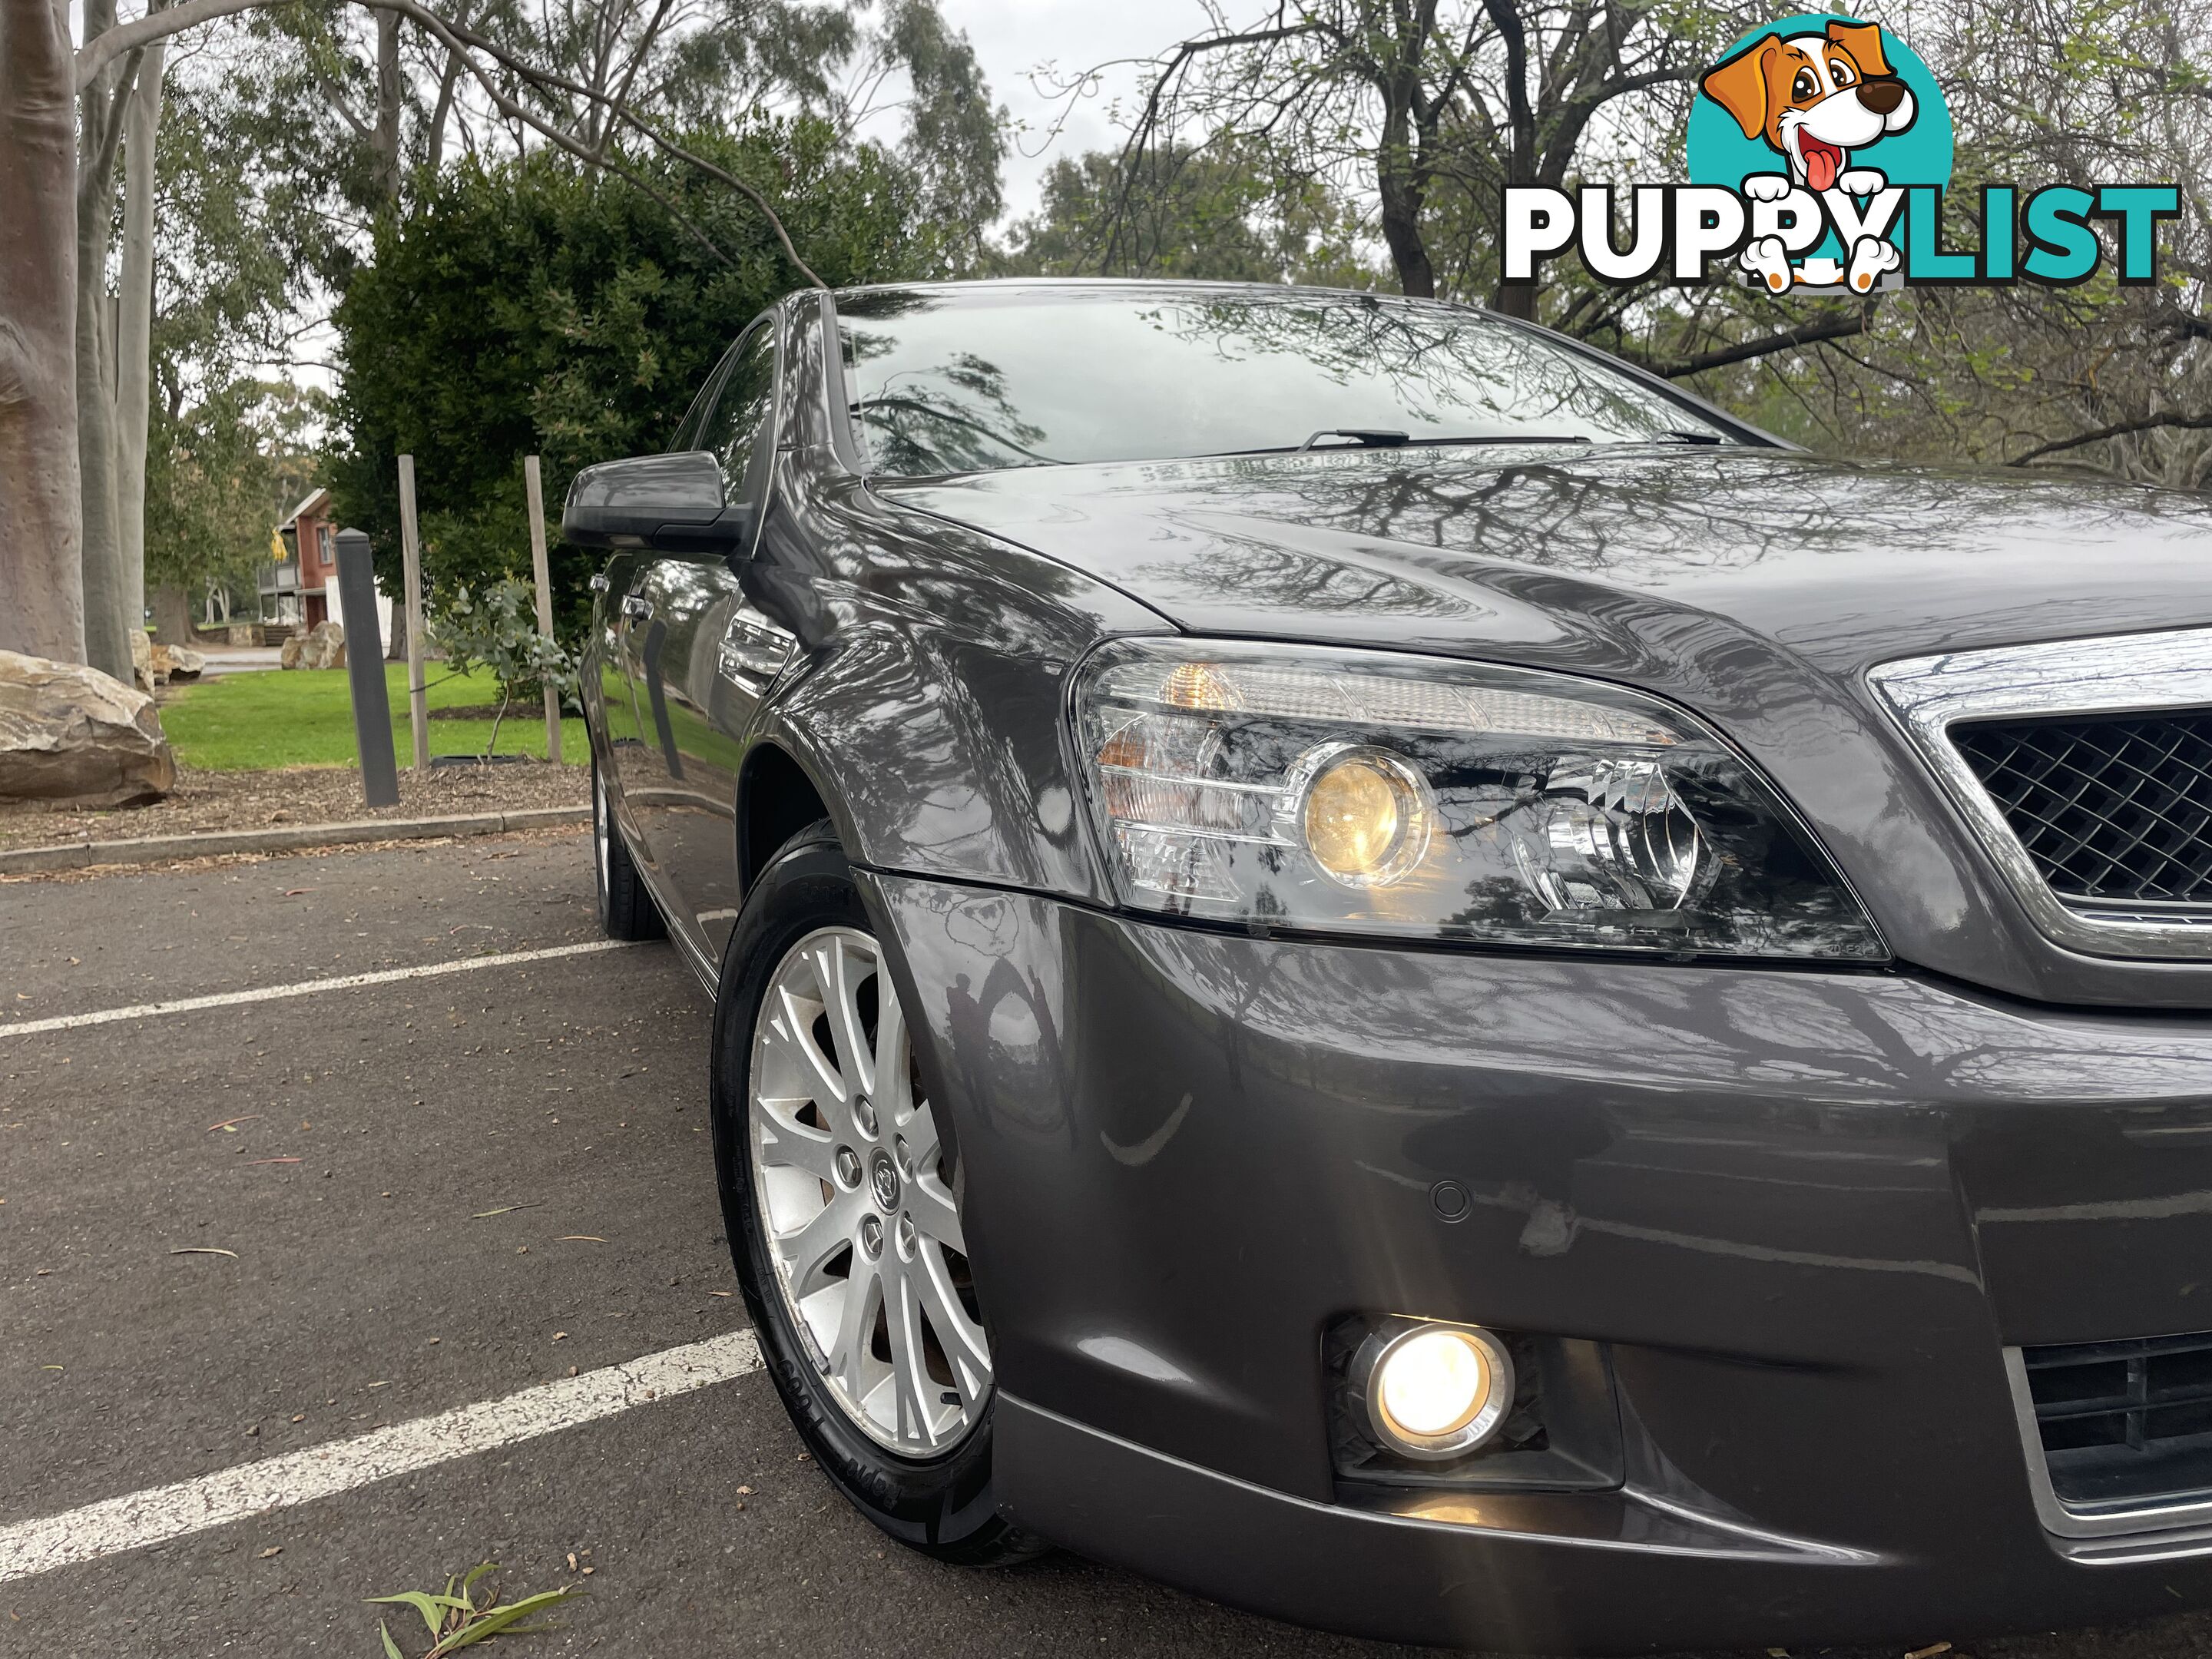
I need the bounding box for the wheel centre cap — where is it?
[869,1149,901,1213]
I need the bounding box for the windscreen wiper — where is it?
[1196,432,1593,459]
[1300,428,1409,450]
[1409,434,1593,449]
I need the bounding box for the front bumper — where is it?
[866,871,2212,1652]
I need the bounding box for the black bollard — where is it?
[333,528,401,809]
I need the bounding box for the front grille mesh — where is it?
[2022,1333,2212,1512]
[1953,711,2212,904]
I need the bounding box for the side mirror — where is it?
[561,451,757,556]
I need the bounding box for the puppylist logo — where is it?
[1503,13,2179,296]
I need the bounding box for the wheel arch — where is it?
[735,737,840,902]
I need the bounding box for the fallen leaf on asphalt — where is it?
[557,1235,604,1243]
[368,1561,581,1654]
[41,1366,61,1372]
[170,1247,239,1259]
[552,1330,568,1340]
[473,1203,543,1218]
[282,888,314,896]
[1906,1646,1952,1659]
[258,1547,282,1559]
[206,1115,260,1133]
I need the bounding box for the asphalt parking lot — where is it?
[5,830,2212,1658]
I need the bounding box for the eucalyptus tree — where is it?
[0,0,998,675]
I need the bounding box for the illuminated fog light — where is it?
[1361,1322,1513,1460]
[1295,746,1433,888]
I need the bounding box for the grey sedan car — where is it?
[568,279,2212,1652]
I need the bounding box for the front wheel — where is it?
[710,822,1045,1565]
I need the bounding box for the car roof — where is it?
[826,276,1478,310]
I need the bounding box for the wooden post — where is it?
[397,455,431,773]
[523,455,562,764]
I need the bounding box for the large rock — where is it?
[151,644,204,680]
[129,627,157,693]
[281,621,346,671]
[0,651,176,807]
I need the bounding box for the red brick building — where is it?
[270,488,336,628]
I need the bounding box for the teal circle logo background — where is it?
[1685,14,1952,260]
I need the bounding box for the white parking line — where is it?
[0,1329,762,1584]
[0,939,631,1039]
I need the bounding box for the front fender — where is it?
[743,461,1166,906]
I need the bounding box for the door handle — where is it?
[620,594,653,622]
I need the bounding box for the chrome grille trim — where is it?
[2005,1344,2212,1540]
[1869,628,2212,962]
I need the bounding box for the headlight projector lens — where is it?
[1296,746,1433,888]
[1358,1322,1515,1460]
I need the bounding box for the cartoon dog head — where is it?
[1701,20,1916,193]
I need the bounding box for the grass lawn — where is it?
[162,665,587,770]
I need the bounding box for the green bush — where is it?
[428,578,577,758]
[328,116,932,641]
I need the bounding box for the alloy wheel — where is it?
[748,926,990,1455]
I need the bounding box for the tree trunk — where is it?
[117,31,166,656]
[78,0,133,684]
[76,199,128,681]
[0,0,88,664]
[372,9,403,203]
[1376,154,1435,298]
[151,581,195,644]
[1374,91,1435,299]
[386,587,409,661]
[1492,282,1538,320]
[426,47,464,175]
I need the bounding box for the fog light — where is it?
[1359,1322,1513,1460]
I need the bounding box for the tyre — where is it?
[591,752,664,941]
[710,821,1045,1565]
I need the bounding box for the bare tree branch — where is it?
[76,0,290,87]
[2008,412,2212,466]
[1640,311,1873,379]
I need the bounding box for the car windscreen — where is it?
[835,287,1729,477]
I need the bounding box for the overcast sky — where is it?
[933,0,1212,221]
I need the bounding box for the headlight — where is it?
[1072,638,1883,960]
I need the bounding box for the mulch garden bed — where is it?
[0,760,588,851]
